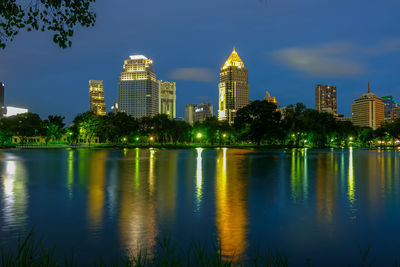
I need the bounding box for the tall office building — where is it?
[185,104,196,125]
[218,48,249,124]
[381,95,399,122]
[89,80,106,116]
[159,81,176,119]
[351,82,384,130]
[315,84,337,114]
[0,82,4,117]
[118,55,159,118]
[194,102,213,123]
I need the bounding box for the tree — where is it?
[42,115,65,144]
[234,100,281,145]
[105,112,138,144]
[0,0,96,49]
[71,111,103,145]
[7,113,43,144]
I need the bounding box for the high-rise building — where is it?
[159,81,176,119]
[0,82,4,117]
[117,55,159,118]
[351,82,385,130]
[218,48,249,124]
[381,95,399,122]
[315,84,337,114]
[264,90,278,106]
[194,102,213,123]
[0,82,4,108]
[185,104,196,125]
[89,80,106,116]
[392,107,400,121]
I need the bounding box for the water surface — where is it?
[0,148,399,265]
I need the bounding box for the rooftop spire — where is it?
[222,47,245,70]
[368,80,370,93]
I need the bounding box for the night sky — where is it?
[1,0,400,123]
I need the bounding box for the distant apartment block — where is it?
[315,84,337,114]
[159,81,176,119]
[351,83,384,130]
[89,80,106,116]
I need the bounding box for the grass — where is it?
[1,231,397,266]
[0,231,289,267]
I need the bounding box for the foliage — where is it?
[42,115,66,144]
[0,0,97,49]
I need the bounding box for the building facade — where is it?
[194,102,213,123]
[159,81,176,119]
[315,85,337,114]
[351,84,384,130]
[117,55,159,118]
[381,95,399,123]
[218,48,249,124]
[264,90,278,106]
[185,104,196,125]
[89,80,106,116]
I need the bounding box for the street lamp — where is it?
[196,133,202,139]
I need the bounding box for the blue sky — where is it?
[1,0,400,123]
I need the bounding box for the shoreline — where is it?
[1,144,399,150]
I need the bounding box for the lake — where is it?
[0,148,399,265]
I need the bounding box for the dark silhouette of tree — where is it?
[234,100,281,146]
[0,0,96,49]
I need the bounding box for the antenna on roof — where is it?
[368,80,370,93]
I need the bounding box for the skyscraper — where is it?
[118,55,159,118]
[218,48,249,124]
[89,80,106,116]
[381,95,399,122]
[185,104,196,125]
[194,102,213,123]
[315,84,337,114]
[0,82,4,117]
[0,82,4,108]
[159,81,176,119]
[351,82,384,130]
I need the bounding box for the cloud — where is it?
[169,68,215,82]
[271,42,365,77]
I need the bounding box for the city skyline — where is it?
[2,0,400,123]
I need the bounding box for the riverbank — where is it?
[2,143,400,149]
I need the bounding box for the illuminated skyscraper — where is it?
[118,55,159,118]
[351,82,384,130]
[315,84,337,114]
[89,80,106,116]
[158,81,176,119]
[218,48,249,124]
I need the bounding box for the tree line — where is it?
[1,100,400,147]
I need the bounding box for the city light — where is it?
[149,136,154,141]
[223,134,227,138]
[135,137,139,141]
[197,133,202,138]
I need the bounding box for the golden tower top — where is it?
[222,47,245,70]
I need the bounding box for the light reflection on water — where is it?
[0,148,400,265]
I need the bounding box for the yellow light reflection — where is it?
[1,154,28,229]
[348,148,355,206]
[119,148,157,255]
[195,148,203,210]
[215,148,247,261]
[149,148,155,194]
[87,150,108,229]
[67,150,74,198]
